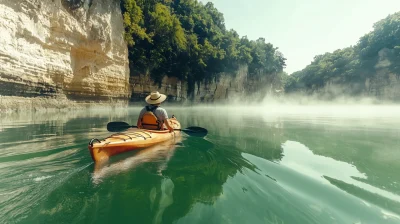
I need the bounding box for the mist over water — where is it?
[0,104,399,223]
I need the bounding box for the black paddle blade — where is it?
[182,126,208,137]
[107,122,132,132]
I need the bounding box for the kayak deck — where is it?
[88,119,181,163]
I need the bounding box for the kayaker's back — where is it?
[138,106,169,130]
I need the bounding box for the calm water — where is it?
[1,106,400,224]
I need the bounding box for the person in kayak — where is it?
[137,91,175,132]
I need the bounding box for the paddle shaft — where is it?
[107,121,207,137]
[130,125,189,132]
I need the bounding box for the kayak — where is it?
[88,118,181,163]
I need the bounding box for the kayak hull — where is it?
[88,119,181,163]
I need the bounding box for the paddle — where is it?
[107,121,208,137]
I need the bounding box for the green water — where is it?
[1,106,400,224]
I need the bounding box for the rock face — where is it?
[192,66,248,102]
[365,49,400,101]
[0,0,130,102]
[130,75,188,102]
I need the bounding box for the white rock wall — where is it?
[0,0,130,100]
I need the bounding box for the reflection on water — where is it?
[0,106,400,223]
[280,140,400,221]
[281,140,400,204]
[92,136,183,185]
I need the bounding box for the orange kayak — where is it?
[88,119,181,163]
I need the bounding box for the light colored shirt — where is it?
[138,106,169,122]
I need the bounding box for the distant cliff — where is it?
[319,49,400,100]
[0,0,130,105]
[285,12,400,101]
[129,65,284,103]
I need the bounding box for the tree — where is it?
[121,0,288,96]
[121,0,150,46]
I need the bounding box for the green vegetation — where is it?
[286,12,400,94]
[120,0,287,97]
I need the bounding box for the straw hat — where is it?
[145,91,167,104]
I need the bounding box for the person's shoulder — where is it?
[157,107,167,112]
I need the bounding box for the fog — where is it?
[181,94,400,119]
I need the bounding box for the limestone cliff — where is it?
[0,0,130,103]
[364,49,400,100]
[130,75,188,102]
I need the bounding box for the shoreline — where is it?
[0,96,129,114]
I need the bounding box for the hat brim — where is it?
[145,94,167,104]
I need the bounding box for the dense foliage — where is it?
[121,0,287,96]
[286,12,400,93]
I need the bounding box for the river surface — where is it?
[0,105,400,224]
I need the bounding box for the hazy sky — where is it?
[198,0,400,74]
